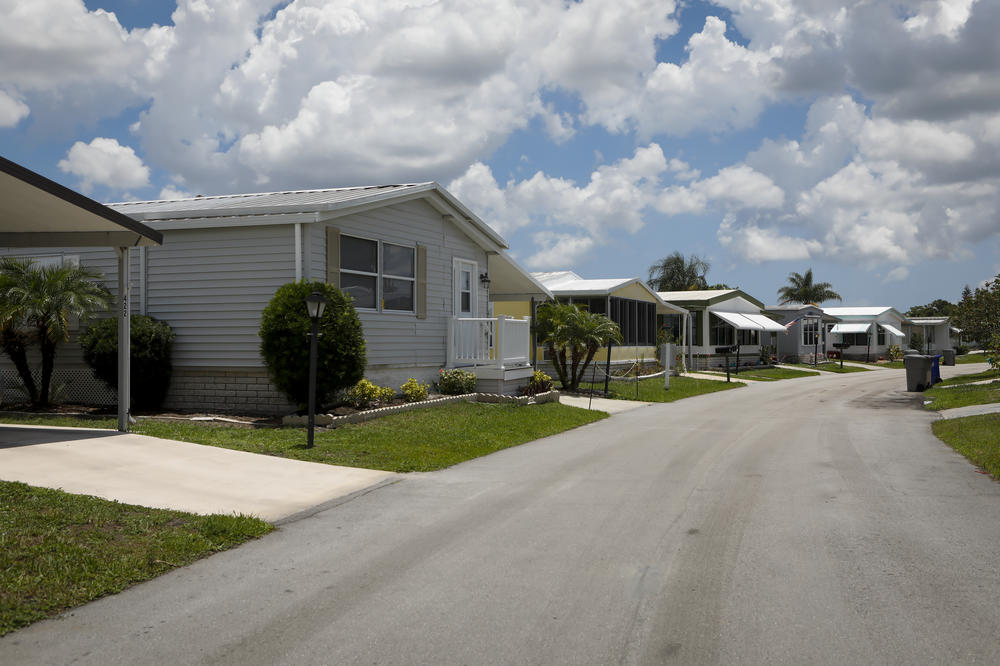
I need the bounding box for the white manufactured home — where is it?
[763,304,841,364]
[0,183,549,414]
[658,289,786,370]
[904,317,955,354]
[822,306,907,361]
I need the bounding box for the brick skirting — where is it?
[163,367,295,415]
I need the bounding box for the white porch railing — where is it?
[447,315,531,369]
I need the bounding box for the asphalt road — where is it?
[4,366,999,665]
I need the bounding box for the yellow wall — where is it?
[611,282,657,302]
[532,344,657,362]
[493,300,532,318]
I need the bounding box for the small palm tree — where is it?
[535,301,622,391]
[0,258,112,406]
[776,268,842,305]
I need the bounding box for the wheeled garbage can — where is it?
[942,349,956,366]
[931,355,942,384]
[904,354,933,392]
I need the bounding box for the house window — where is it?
[802,320,820,346]
[382,242,415,312]
[841,332,869,346]
[709,314,735,346]
[340,235,415,312]
[877,326,885,346]
[737,328,758,346]
[926,327,934,343]
[607,297,656,345]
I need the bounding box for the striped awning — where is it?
[879,323,904,337]
[742,313,788,332]
[830,322,872,334]
[713,311,762,330]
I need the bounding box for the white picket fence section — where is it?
[447,315,531,369]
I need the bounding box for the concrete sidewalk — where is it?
[0,425,395,522]
[559,394,651,413]
[937,403,1000,420]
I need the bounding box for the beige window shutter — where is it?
[326,226,340,287]
[416,245,427,319]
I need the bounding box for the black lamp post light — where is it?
[305,291,328,448]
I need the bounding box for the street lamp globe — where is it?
[305,291,328,320]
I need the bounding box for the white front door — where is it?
[454,259,478,316]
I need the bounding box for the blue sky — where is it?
[2,0,998,312]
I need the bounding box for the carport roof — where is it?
[0,156,162,248]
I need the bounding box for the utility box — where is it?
[904,354,933,392]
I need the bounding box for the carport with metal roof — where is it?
[0,156,163,431]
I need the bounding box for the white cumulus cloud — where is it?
[58,137,151,194]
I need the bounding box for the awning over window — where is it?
[742,313,787,332]
[830,322,872,334]
[879,323,904,337]
[713,311,762,330]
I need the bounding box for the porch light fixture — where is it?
[305,291,328,448]
[479,272,491,287]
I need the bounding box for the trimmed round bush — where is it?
[80,315,175,410]
[259,281,366,411]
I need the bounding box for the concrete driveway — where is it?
[0,424,395,522]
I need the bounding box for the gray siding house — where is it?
[0,183,549,414]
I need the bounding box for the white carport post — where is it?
[116,248,130,432]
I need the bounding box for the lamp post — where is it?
[305,291,328,448]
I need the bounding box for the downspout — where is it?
[294,222,302,282]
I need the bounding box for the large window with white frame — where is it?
[340,235,415,312]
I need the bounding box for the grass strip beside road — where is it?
[956,354,991,364]
[923,379,1000,410]
[580,375,744,401]
[698,367,819,381]
[0,481,271,636]
[0,402,607,473]
[932,414,1000,480]
[783,362,870,374]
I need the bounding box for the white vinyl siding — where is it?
[313,198,487,369]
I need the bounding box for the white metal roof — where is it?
[658,289,739,301]
[109,183,427,217]
[822,306,895,317]
[907,317,950,325]
[532,271,687,315]
[107,181,509,251]
[532,271,633,292]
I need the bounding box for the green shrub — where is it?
[438,368,478,395]
[955,344,970,355]
[400,378,429,402]
[80,315,175,410]
[346,379,395,408]
[909,331,925,353]
[887,344,903,361]
[259,281,366,411]
[521,370,552,396]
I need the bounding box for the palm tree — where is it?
[535,301,622,391]
[0,258,112,406]
[776,268,842,305]
[648,252,711,291]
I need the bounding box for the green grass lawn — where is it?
[932,414,1000,479]
[783,362,870,374]
[698,367,819,381]
[923,372,1000,410]
[579,375,744,401]
[1,481,271,636]
[0,402,607,473]
[956,354,991,364]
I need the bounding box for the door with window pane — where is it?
[454,259,477,315]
